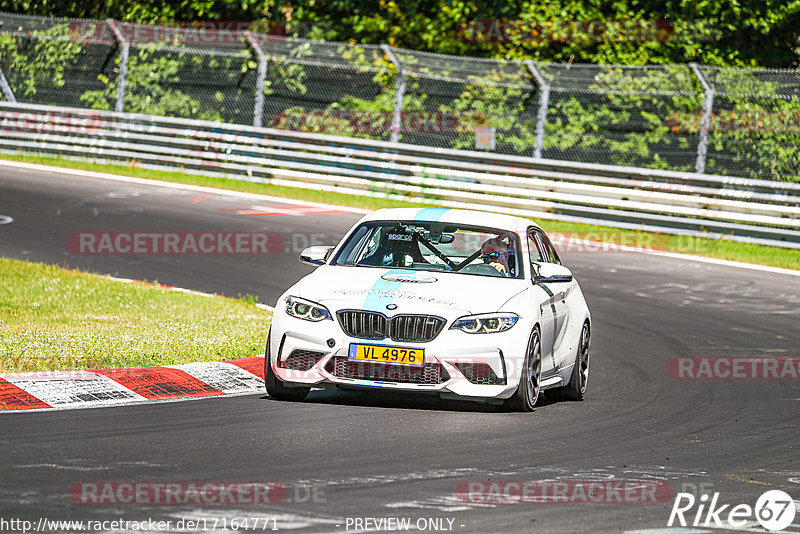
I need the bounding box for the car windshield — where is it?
[331,221,522,279]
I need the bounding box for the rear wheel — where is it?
[504,327,542,412]
[264,334,310,402]
[550,321,590,402]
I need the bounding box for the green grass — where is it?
[0,258,272,373]
[1,152,798,270]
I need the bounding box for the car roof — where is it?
[359,208,542,234]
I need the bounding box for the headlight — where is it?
[450,313,519,334]
[285,296,332,322]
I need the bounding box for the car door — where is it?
[527,230,557,375]
[532,228,574,371]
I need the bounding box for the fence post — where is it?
[524,60,550,160]
[0,65,16,103]
[382,45,405,144]
[106,19,129,113]
[245,31,268,128]
[689,62,714,174]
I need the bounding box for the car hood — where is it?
[290,265,528,317]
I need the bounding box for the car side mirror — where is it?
[299,246,333,266]
[533,263,573,284]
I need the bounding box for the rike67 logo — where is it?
[669,490,796,531]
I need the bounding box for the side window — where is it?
[535,230,562,265]
[363,227,383,257]
[527,231,545,267]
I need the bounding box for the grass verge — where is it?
[0,258,271,373]
[1,153,798,270]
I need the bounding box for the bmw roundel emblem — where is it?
[386,304,398,310]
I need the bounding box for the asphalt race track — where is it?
[1,162,799,533]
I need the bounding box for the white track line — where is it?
[103,273,274,312]
[0,159,369,214]
[0,158,797,277]
[550,237,800,278]
[641,250,799,277]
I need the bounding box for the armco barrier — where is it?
[0,101,798,249]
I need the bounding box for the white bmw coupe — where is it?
[265,208,591,411]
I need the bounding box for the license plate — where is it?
[348,343,424,366]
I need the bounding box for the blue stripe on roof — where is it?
[414,208,450,222]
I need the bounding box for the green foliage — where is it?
[81,47,224,120]
[0,25,82,97]
[541,66,703,170]
[237,293,261,306]
[444,75,537,152]
[702,69,800,181]
[265,60,308,97]
[2,1,797,68]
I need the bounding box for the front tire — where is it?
[264,334,310,402]
[504,327,542,412]
[550,321,590,402]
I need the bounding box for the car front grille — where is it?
[336,310,446,343]
[454,362,505,385]
[337,310,387,340]
[279,349,325,371]
[391,314,446,343]
[326,356,448,385]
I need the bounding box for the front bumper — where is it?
[270,314,527,400]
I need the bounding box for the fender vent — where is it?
[279,349,325,371]
[454,362,505,385]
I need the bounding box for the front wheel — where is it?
[550,321,590,402]
[504,327,542,412]
[264,334,310,402]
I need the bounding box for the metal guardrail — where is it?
[0,101,798,249]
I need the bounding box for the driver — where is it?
[480,236,511,276]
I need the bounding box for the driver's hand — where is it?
[489,262,507,275]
